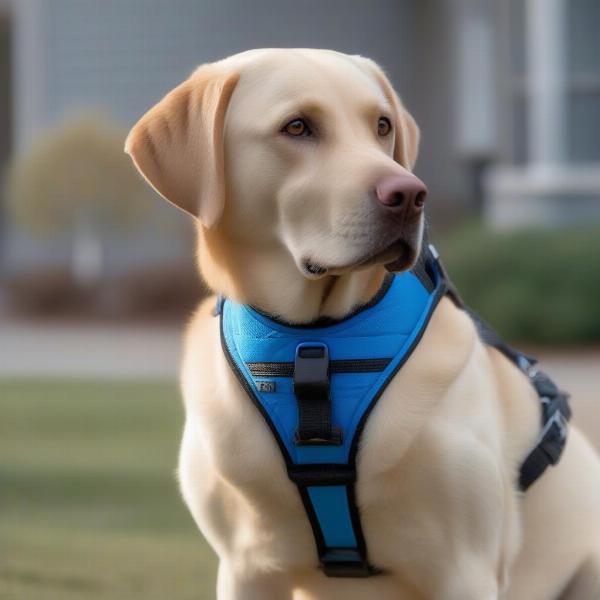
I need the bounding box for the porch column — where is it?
[526,0,566,171]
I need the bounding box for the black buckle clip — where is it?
[321,549,376,578]
[293,343,342,446]
[529,369,571,466]
[528,368,559,398]
[538,405,569,465]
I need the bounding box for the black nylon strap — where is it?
[465,302,571,491]
[248,358,391,378]
[466,308,538,369]
[287,464,356,486]
[423,243,465,308]
[422,243,572,492]
[518,371,571,490]
[411,250,436,293]
[321,553,374,577]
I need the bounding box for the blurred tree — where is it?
[6,115,155,287]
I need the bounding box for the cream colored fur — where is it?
[126,49,600,600]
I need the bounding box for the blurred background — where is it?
[1,1,598,598]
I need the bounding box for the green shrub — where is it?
[438,224,600,345]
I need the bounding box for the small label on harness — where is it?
[256,380,276,393]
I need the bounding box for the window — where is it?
[567,0,600,162]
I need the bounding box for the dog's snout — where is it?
[375,174,428,215]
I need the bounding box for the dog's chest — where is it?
[180,335,507,577]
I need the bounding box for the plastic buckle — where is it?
[427,243,442,279]
[293,343,342,446]
[530,370,560,398]
[294,343,329,388]
[539,409,569,465]
[428,243,440,262]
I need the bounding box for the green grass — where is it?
[1,379,218,600]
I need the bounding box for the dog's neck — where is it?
[198,233,388,323]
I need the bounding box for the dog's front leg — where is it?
[217,562,293,600]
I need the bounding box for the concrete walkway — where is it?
[0,319,182,380]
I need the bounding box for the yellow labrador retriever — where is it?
[126,49,600,600]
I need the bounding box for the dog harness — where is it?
[217,244,571,577]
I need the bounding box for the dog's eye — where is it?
[378,117,392,137]
[283,118,311,137]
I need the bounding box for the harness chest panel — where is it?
[220,270,445,576]
[218,248,571,577]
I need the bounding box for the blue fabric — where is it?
[222,272,439,464]
[221,270,441,562]
[307,486,357,548]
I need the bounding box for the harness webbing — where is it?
[216,243,571,577]
[430,247,572,491]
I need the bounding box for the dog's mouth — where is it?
[303,261,329,277]
[302,237,419,279]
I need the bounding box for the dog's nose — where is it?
[375,173,428,215]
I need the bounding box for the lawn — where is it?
[1,379,218,600]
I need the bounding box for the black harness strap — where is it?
[424,243,572,492]
[216,239,572,580]
[518,369,571,490]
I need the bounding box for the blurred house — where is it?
[0,0,598,282]
[485,0,600,227]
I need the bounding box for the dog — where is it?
[125,49,600,600]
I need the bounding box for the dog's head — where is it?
[126,49,425,319]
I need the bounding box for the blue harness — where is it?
[218,246,571,577]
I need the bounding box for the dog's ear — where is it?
[352,56,421,171]
[125,65,239,228]
[394,107,420,172]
